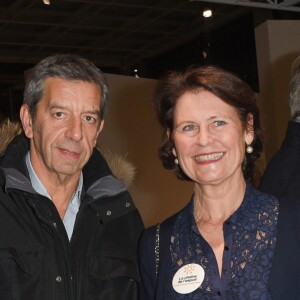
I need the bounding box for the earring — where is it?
[246,145,253,154]
[174,158,179,165]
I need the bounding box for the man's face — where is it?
[20,77,104,181]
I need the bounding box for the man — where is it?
[259,56,300,299]
[259,56,300,199]
[0,54,144,299]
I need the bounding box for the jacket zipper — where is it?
[24,192,73,300]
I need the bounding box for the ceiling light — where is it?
[133,69,140,78]
[43,0,51,5]
[203,9,212,18]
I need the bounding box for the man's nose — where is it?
[66,117,83,141]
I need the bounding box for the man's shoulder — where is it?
[269,196,300,299]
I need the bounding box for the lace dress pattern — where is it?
[166,185,279,299]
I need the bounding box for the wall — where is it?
[255,20,300,163]
[99,20,300,227]
[99,74,192,228]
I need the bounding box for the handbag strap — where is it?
[155,223,160,279]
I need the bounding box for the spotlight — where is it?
[133,68,139,78]
[203,9,212,18]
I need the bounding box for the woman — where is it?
[138,66,279,299]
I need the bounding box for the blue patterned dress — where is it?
[139,184,279,300]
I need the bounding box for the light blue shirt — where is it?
[25,152,82,240]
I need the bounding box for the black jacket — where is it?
[259,121,300,199]
[0,134,144,300]
[259,121,300,299]
[268,196,300,300]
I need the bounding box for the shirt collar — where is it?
[189,183,258,235]
[231,183,266,233]
[25,151,83,206]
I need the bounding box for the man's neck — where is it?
[25,152,83,218]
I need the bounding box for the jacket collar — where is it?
[1,134,120,198]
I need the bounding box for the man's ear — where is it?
[20,104,33,138]
[98,119,104,134]
[94,120,104,146]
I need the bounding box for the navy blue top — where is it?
[138,184,279,299]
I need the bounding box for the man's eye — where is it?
[54,112,64,118]
[84,115,96,123]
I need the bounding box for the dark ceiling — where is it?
[0,0,299,119]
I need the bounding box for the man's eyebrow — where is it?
[48,103,67,110]
[84,109,100,116]
[49,105,100,115]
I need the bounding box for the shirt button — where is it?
[224,246,229,251]
[106,210,112,216]
[125,202,131,208]
[217,291,221,296]
[56,276,62,283]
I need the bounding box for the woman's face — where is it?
[171,90,253,185]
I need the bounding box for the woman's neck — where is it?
[193,176,246,223]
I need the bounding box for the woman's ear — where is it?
[245,113,254,145]
[166,128,171,140]
[172,147,177,158]
[167,129,177,157]
[20,104,33,138]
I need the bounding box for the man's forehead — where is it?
[41,78,101,109]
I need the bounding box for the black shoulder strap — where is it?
[155,223,160,279]
[154,213,178,282]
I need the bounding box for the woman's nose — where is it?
[196,127,211,146]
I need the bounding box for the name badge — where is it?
[172,263,205,294]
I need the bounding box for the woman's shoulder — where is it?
[140,210,181,244]
[141,201,191,240]
[138,206,184,281]
[242,184,279,224]
[247,184,279,206]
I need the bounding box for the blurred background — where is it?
[0,0,299,226]
[0,0,299,121]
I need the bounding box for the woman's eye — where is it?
[214,120,226,127]
[182,124,196,131]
